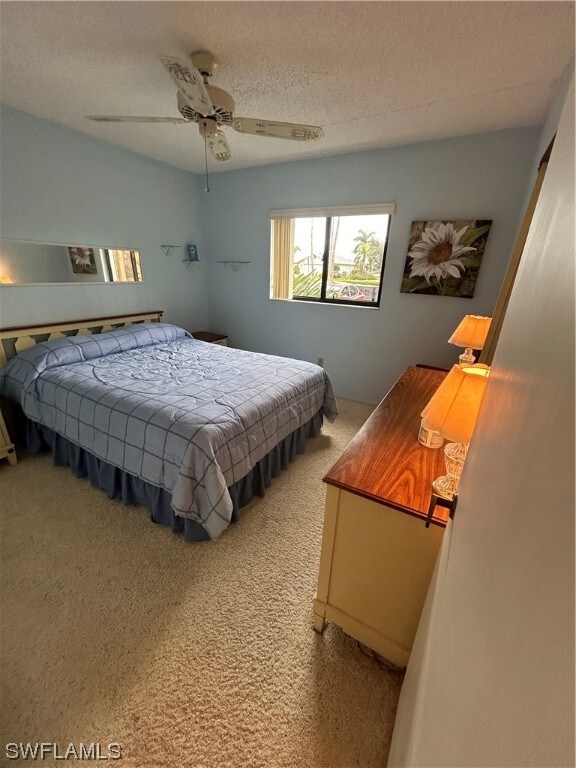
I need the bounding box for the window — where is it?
[270,204,394,306]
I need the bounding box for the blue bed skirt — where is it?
[25,410,324,541]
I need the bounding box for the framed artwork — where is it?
[68,246,97,274]
[400,219,492,298]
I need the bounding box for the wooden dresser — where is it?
[313,365,449,668]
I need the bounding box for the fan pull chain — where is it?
[204,131,210,193]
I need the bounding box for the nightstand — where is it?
[192,331,228,346]
[0,409,17,466]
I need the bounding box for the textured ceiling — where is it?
[0,1,573,173]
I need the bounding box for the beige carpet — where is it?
[0,400,403,768]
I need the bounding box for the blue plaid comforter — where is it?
[0,323,338,538]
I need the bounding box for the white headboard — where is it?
[0,310,164,365]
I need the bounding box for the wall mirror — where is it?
[0,238,143,285]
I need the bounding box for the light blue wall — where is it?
[201,128,540,403]
[0,106,209,331]
[0,106,541,403]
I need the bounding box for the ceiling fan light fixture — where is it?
[177,86,235,125]
[86,49,324,166]
[198,119,218,138]
[205,85,235,121]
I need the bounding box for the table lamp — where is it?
[448,315,491,364]
[421,363,490,499]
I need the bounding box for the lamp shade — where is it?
[422,364,490,444]
[448,315,491,350]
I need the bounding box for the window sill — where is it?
[269,297,381,309]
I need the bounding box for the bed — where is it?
[0,313,338,540]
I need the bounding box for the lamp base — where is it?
[445,442,469,462]
[432,442,469,500]
[433,474,459,500]
[458,348,476,365]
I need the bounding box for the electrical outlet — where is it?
[317,357,325,368]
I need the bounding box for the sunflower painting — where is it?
[400,219,492,298]
[68,246,97,275]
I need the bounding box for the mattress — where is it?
[0,323,338,538]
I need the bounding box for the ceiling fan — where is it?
[86,50,324,164]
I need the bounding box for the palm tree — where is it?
[353,230,383,275]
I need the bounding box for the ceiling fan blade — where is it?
[232,117,323,141]
[160,56,214,116]
[207,130,231,162]
[86,115,188,124]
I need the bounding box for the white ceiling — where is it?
[1,1,573,174]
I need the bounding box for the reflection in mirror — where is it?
[0,239,143,285]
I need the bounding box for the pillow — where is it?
[71,322,190,361]
[0,322,190,401]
